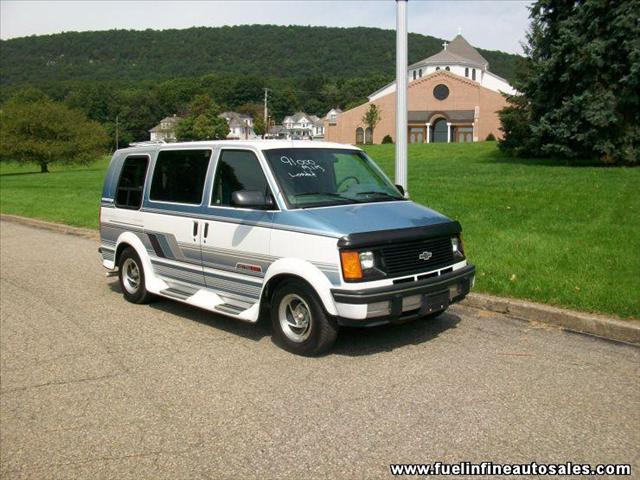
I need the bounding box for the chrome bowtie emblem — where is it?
[418,251,433,261]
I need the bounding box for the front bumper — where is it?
[332,264,475,326]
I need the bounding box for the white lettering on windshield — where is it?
[280,156,326,178]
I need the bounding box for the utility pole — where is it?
[395,0,408,194]
[263,88,270,138]
[115,115,119,151]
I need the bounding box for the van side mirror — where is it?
[231,190,274,209]
[395,184,405,196]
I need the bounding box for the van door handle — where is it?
[204,223,209,238]
[192,221,198,237]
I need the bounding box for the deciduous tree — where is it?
[0,90,109,172]
[175,94,229,141]
[362,104,381,144]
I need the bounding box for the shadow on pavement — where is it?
[107,280,271,342]
[332,312,461,357]
[108,280,460,355]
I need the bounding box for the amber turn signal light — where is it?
[340,250,363,281]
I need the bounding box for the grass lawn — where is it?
[1,142,638,319]
[0,157,110,230]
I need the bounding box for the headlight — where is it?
[359,251,375,270]
[340,250,378,281]
[451,235,465,259]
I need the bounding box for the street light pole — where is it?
[263,88,270,139]
[395,0,408,194]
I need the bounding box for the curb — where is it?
[2,214,639,346]
[1,214,99,241]
[461,293,640,346]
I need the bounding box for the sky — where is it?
[0,0,532,54]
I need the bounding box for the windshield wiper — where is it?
[354,191,404,201]
[294,192,354,201]
[293,192,358,207]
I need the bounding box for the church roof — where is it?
[411,34,489,70]
[446,35,489,66]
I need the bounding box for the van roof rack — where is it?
[127,140,167,147]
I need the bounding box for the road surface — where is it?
[1,221,638,478]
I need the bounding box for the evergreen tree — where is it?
[499,0,639,164]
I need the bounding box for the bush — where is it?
[381,134,394,144]
[485,133,496,141]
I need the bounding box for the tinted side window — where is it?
[211,150,270,207]
[150,150,211,205]
[115,155,148,209]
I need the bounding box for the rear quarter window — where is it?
[115,155,149,209]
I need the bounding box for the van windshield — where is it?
[263,148,405,209]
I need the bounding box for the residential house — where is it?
[325,108,343,126]
[149,114,181,142]
[282,112,324,140]
[219,112,258,140]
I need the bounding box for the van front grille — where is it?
[380,236,454,277]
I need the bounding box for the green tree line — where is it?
[0,25,519,86]
[0,73,394,145]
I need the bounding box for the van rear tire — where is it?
[271,280,338,356]
[118,247,153,304]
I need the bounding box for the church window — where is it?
[435,67,440,71]
[413,70,417,80]
[355,127,364,145]
[419,69,423,77]
[472,69,476,81]
[465,67,469,77]
[445,66,451,71]
[433,84,450,101]
[365,128,373,144]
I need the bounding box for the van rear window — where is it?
[115,155,148,209]
[150,150,211,205]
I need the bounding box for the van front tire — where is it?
[118,247,152,304]
[271,280,338,356]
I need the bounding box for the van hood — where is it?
[274,200,453,238]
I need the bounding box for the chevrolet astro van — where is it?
[99,141,475,355]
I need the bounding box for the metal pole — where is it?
[263,88,269,139]
[395,0,408,194]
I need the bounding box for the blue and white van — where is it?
[99,141,475,355]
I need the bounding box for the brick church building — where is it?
[324,34,515,145]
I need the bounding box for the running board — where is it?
[160,287,193,301]
[215,303,246,315]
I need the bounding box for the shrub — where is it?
[381,134,394,144]
[485,133,496,141]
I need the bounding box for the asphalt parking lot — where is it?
[1,221,639,479]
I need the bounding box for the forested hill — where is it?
[0,25,519,86]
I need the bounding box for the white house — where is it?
[282,112,325,140]
[219,112,258,140]
[325,108,343,126]
[367,34,516,102]
[149,115,181,142]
